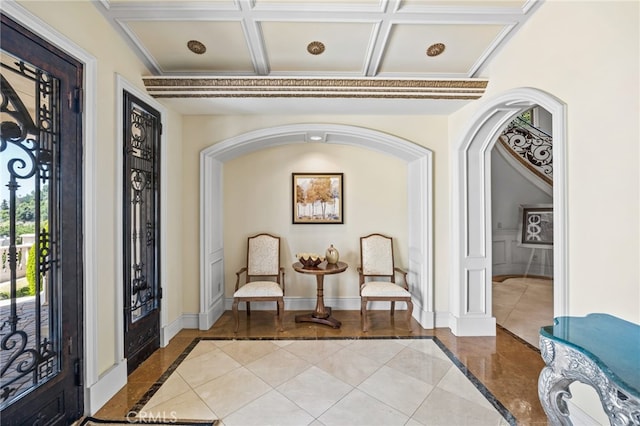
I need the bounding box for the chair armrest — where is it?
[235,267,248,291]
[356,266,365,291]
[394,267,409,290]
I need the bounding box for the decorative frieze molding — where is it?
[143,77,488,100]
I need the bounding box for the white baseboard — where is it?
[448,312,497,336]
[198,296,225,330]
[434,311,451,328]
[181,313,200,329]
[87,360,127,415]
[88,313,195,414]
[161,316,184,347]
[414,306,435,329]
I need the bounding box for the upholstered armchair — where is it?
[357,233,413,332]
[232,233,285,332]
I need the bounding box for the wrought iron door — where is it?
[0,14,83,424]
[123,92,161,374]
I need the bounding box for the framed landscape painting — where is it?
[292,173,343,224]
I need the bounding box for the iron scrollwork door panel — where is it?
[1,13,83,424]
[123,92,161,374]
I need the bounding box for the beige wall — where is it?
[164,113,184,323]
[181,115,450,313]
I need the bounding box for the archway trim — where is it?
[451,87,567,336]
[199,123,435,330]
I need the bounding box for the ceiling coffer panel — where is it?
[260,21,376,74]
[399,0,529,8]
[126,20,254,73]
[379,23,507,76]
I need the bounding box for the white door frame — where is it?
[199,123,434,330]
[450,87,568,336]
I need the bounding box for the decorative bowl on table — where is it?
[296,253,325,268]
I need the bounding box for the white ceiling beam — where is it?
[238,1,270,75]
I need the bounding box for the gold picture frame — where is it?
[292,173,343,224]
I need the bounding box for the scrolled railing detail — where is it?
[500,117,553,185]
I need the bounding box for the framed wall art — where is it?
[518,204,553,248]
[292,173,343,224]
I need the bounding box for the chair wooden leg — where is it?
[232,299,240,333]
[246,301,251,315]
[277,298,284,332]
[406,298,414,332]
[361,298,369,332]
[391,301,395,315]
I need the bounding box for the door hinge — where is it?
[74,358,82,386]
[69,87,83,113]
[158,286,163,299]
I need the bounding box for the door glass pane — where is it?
[0,50,60,408]
[127,102,157,323]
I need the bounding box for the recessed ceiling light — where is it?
[426,43,445,57]
[307,41,325,55]
[187,40,207,55]
[309,135,323,141]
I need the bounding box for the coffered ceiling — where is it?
[96,0,541,114]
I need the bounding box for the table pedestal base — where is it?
[295,307,342,328]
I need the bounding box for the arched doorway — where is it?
[198,124,434,331]
[451,88,568,336]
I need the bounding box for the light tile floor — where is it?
[96,310,550,425]
[492,277,553,347]
[135,338,511,426]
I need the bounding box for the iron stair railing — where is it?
[498,116,553,186]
